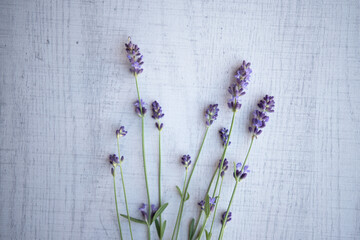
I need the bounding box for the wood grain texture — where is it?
[0,0,359,239]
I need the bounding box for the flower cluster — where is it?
[134,99,147,117]
[249,95,275,137]
[116,126,127,138]
[125,39,144,75]
[181,155,191,169]
[218,158,229,177]
[205,104,219,126]
[219,128,231,146]
[109,154,124,176]
[198,196,216,211]
[228,61,252,112]
[151,101,164,130]
[233,162,250,181]
[221,211,232,225]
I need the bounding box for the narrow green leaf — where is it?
[120,214,147,225]
[151,203,169,224]
[176,185,182,197]
[188,218,195,240]
[205,230,212,240]
[205,194,210,216]
[161,220,167,238]
[155,219,161,238]
[185,192,190,201]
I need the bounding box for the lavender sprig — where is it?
[125,38,144,75]
[205,104,219,127]
[220,211,232,225]
[218,95,275,240]
[219,128,231,147]
[152,101,164,131]
[134,99,147,117]
[109,154,123,239]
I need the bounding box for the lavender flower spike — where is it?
[219,128,231,146]
[221,211,232,225]
[134,99,147,117]
[228,61,252,112]
[249,95,275,137]
[218,158,229,177]
[181,155,191,169]
[116,126,127,138]
[205,104,219,126]
[125,38,144,75]
[151,101,164,130]
[198,196,216,211]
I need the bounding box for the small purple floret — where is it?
[116,126,127,138]
[134,99,147,117]
[181,155,191,169]
[219,128,231,147]
[249,95,275,137]
[218,158,229,177]
[221,211,232,225]
[151,101,164,130]
[233,162,250,181]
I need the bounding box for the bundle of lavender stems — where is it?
[107,37,275,240]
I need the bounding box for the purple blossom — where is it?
[125,38,144,75]
[249,95,275,137]
[151,204,158,219]
[228,61,252,112]
[233,162,250,181]
[139,203,148,221]
[219,128,231,147]
[151,101,164,130]
[134,99,147,117]
[218,158,229,177]
[221,211,232,225]
[205,104,219,126]
[181,155,191,169]
[198,200,205,210]
[116,126,127,138]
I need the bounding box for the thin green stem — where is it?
[192,168,217,239]
[209,177,224,235]
[117,138,133,240]
[173,127,209,240]
[113,175,123,240]
[158,129,163,235]
[134,73,151,240]
[218,181,238,240]
[212,112,236,198]
[197,215,209,240]
[172,169,188,240]
[218,136,255,240]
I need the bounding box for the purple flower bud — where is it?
[120,156,124,162]
[155,122,164,131]
[111,167,115,176]
[218,158,229,177]
[219,128,231,147]
[151,204,158,219]
[125,38,144,75]
[205,104,219,126]
[181,155,191,169]
[134,99,147,117]
[109,154,119,165]
[151,101,164,119]
[221,211,232,225]
[198,200,205,210]
[198,197,216,211]
[258,95,275,113]
[116,126,127,138]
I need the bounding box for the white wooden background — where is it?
[0,0,359,239]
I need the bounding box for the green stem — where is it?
[172,169,188,240]
[134,73,151,240]
[209,177,224,235]
[172,127,209,240]
[158,129,163,234]
[218,181,238,240]
[117,138,133,240]
[218,136,255,240]
[113,175,123,240]
[192,168,217,239]
[212,112,236,198]
[197,215,209,240]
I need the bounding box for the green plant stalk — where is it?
[158,129,163,239]
[172,169,188,239]
[196,215,209,240]
[211,111,236,199]
[218,136,255,240]
[192,168,217,239]
[134,73,151,240]
[172,127,209,240]
[117,138,134,240]
[113,174,123,240]
[209,177,224,235]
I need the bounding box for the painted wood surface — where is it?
[0,0,359,239]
